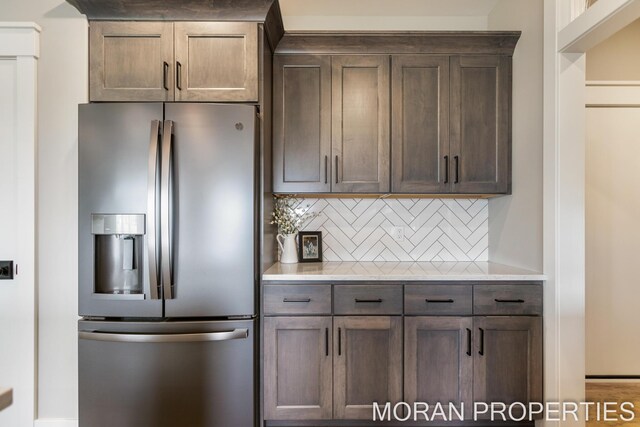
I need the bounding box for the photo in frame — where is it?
[298,231,323,262]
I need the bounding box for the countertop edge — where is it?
[0,388,13,412]
[262,274,547,282]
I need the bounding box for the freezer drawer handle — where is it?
[78,328,249,344]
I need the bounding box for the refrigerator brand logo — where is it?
[373,401,636,422]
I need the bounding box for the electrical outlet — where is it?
[0,261,14,280]
[392,226,404,242]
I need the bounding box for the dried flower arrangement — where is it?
[270,195,318,235]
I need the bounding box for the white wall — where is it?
[487,0,544,272]
[0,0,87,421]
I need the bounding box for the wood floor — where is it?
[586,382,640,427]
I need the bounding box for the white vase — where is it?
[277,233,298,264]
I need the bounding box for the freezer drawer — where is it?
[78,319,255,427]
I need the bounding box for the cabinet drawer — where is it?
[473,285,542,315]
[405,285,472,315]
[334,285,402,315]
[264,285,331,315]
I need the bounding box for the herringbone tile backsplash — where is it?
[296,198,488,262]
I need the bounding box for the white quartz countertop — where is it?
[263,262,546,282]
[0,388,12,412]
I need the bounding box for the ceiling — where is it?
[279,0,501,17]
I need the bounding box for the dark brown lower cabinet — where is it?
[333,316,402,419]
[404,316,473,419]
[473,316,543,420]
[264,316,333,420]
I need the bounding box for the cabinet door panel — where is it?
[474,316,543,419]
[332,56,390,193]
[273,55,332,192]
[392,55,450,193]
[334,316,402,419]
[264,317,332,420]
[450,56,511,194]
[89,21,174,101]
[405,317,473,418]
[175,22,258,102]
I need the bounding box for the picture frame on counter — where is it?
[298,231,322,262]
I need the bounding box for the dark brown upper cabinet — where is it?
[89,21,259,102]
[332,56,390,193]
[391,55,450,193]
[271,32,519,196]
[450,56,511,194]
[174,22,258,102]
[89,21,174,102]
[273,55,331,193]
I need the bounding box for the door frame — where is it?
[0,22,39,427]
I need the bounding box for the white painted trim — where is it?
[0,23,40,58]
[559,0,640,52]
[34,420,78,427]
[0,22,39,427]
[586,85,640,106]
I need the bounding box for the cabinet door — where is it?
[89,21,174,102]
[264,317,332,420]
[273,55,332,193]
[392,56,450,193]
[474,316,543,419]
[334,316,402,419]
[332,56,390,193]
[405,317,473,418]
[450,56,511,194]
[174,22,258,102]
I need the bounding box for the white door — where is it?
[0,25,38,426]
[586,106,640,375]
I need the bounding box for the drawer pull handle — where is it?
[355,298,383,303]
[466,328,471,356]
[426,298,454,303]
[494,298,525,303]
[283,298,311,303]
[338,327,342,356]
[479,327,485,356]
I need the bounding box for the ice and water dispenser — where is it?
[92,214,145,296]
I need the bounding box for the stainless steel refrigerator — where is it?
[78,103,259,427]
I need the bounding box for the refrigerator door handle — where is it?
[161,120,174,300]
[78,329,249,343]
[147,120,161,299]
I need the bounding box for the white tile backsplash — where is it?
[295,198,488,262]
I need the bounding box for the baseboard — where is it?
[34,419,78,427]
